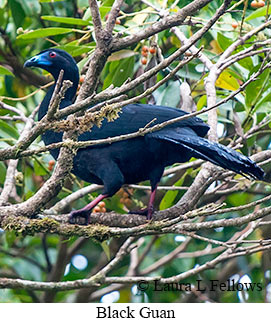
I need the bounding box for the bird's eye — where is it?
[49,52,56,58]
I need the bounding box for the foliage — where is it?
[0,0,271,303]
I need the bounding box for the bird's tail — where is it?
[162,133,265,180]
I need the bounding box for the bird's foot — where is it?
[129,206,154,220]
[69,209,91,225]
[129,207,148,216]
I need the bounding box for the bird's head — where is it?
[24,48,79,100]
[24,48,79,83]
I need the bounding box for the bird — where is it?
[24,49,265,224]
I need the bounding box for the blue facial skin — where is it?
[24,48,80,99]
[24,52,52,68]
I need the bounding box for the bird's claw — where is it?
[129,207,154,220]
[129,208,148,216]
[69,209,90,225]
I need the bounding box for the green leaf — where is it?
[132,10,150,25]
[8,0,25,28]
[237,56,254,70]
[0,161,6,183]
[197,94,206,110]
[159,177,184,210]
[103,56,135,89]
[82,6,111,20]
[245,6,271,21]
[157,81,181,107]
[33,159,48,176]
[217,32,233,51]
[108,50,137,62]
[39,0,63,2]
[245,65,270,108]
[0,120,19,140]
[102,0,114,6]
[159,189,179,211]
[0,66,14,76]
[77,0,89,9]
[100,6,112,19]
[5,231,17,247]
[217,115,233,125]
[254,101,271,113]
[101,241,110,261]
[41,16,90,26]
[215,70,240,91]
[20,0,41,15]
[17,27,74,40]
[0,0,7,8]
[53,45,94,56]
[253,89,271,113]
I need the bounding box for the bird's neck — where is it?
[38,69,79,121]
[63,70,79,101]
[53,69,79,101]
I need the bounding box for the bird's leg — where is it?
[129,186,157,220]
[69,194,108,225]
[147,186,157,220]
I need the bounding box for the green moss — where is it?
[30,217,60,234]
[144,220,168,232]
[63,223,111,242]
[2,216,60,236]
[51,104,122,135]
[2,215,111,241]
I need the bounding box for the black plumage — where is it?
[24,49,265,224]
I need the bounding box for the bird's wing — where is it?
[149,127,264,180]
[79,104,209,141]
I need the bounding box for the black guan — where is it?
[24,49,265,224]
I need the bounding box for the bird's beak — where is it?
[24,55,39,68]
[24,53,51,68]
